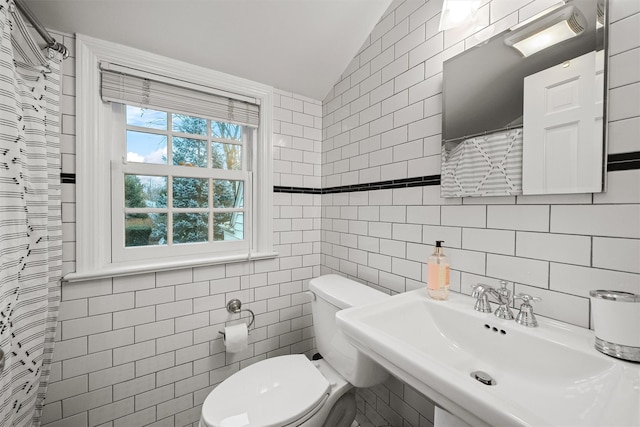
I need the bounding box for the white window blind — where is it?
[100,64,260,128]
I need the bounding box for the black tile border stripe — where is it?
[61,173,76,184]
[275,175,441,194]
[608,151,640,172]
[608,151,640,163]
[273,186,323,194]
[60,151,640,194]
[608,159,640,172]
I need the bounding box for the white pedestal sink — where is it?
[336,288,640,426]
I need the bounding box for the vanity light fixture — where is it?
[438,0,481,32]
[504,4,586,57]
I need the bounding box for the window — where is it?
[70,35,274,281]
[112,106,252,262]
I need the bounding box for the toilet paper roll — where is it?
[223,323,248,353]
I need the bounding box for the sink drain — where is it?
[470,370,496,386]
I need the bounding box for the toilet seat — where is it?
[201,354,330,427]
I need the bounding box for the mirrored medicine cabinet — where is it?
[441,0,607,198]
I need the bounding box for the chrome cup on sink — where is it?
[589,290,640,363]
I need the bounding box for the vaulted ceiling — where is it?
[23,0,392,101]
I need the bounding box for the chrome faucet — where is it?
[471,280,514,320]
[493,280,514,320]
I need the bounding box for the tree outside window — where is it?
[124,108,244,246]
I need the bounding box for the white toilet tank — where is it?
[309,274,389,388]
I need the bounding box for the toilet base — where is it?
[321,392,356,427]
[298,358,354,427]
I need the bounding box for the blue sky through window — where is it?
[126,131,167,164]
[126,106,167,129]
[126,106,168,164]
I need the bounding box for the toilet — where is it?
[200,274,390,427]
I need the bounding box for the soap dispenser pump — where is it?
[427,240,449,300]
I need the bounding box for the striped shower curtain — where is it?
[0,1,62,426]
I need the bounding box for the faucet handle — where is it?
[471,284,493,313]
[471,283,488,296]
[514,293,541,304]
[514,293,541,327]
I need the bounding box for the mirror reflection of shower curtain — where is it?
[0,1,62,426]
[441,128,523,197]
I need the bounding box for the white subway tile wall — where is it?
[322,0,640,425]
[45,31,322,427]
[41,0,640,426]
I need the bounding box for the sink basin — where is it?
[336,289,640,427]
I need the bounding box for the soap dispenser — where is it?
[427,240,449,300]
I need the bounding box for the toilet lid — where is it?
[201,354,330,427]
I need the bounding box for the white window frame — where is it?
[67,35,275,282]
[112,104,253,262]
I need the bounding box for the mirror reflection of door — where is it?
[522,50,604,194]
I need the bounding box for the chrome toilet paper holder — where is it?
[218,298,255,338]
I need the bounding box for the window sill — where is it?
[63,251,279,283]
